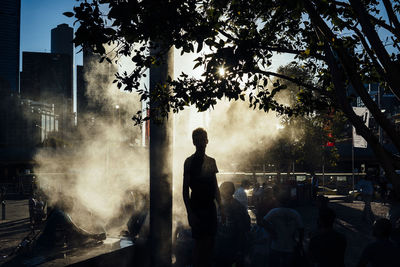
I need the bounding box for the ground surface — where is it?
[0,199,31,264]
[0,197,398,266]
[296,198,394,267]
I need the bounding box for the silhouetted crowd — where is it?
[175,179,400,267]
[179,128,400,267]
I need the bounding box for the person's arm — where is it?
[183,160,194,222]
[213,159,225,223]
[214,173,226,224]
[262,211,277,239]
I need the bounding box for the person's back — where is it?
[264,207,303,252]
[215,182,250,266]
[263,187,304,267]
[358,218,400,267]
[309,208,346,267]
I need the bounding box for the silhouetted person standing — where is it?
[309,207,346,267]
[357,218,400,267]
[183,128,223,267]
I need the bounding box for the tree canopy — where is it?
[68,0,400,193]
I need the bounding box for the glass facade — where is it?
[0,0,20,93]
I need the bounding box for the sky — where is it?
[20,0,82,67]
[20,0,294,75]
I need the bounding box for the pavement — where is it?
[295,198,395,267]
[0,199,31,264]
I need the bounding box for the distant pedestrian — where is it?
[263,187,304,267]
[183,128,224,267]
[356,175,375,223]
[233,180,249,210]
[215,181,250,267]
[309,207,346,267]
[311,171,318,201]
[357,218,400,267]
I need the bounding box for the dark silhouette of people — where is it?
[357,218,400,267]
[356,175,375,223]
[255,186,278,226]
[215,181,250,267]
[262,186,304,267]
[309,207,346,267]
[183,128,223,267]
[233,179,249,210]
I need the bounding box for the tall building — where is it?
[21,52,72,103]
[51,24,74,101]
[20,52,73,138]
[0,0,21,94]
[51,24,73,58]
[76,65,86,116]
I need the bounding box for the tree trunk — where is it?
[324,44,400,196]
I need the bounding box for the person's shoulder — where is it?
[232,198,246,209]
[283,207,301,217]
[264,207,281,218]
[184,155,194,164]
[204,154,216,162]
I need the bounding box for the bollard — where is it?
[2,201,5,220]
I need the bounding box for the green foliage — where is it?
[69,0,400,188]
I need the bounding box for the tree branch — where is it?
[349,0,400,100]
[333,0,400,39]
[382,0,400,37]
[255,69,330,97]
[324,40,400,191]
[304,0,400,152]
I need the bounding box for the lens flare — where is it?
[218,67,225,77]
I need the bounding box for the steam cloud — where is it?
[33,50,284,235]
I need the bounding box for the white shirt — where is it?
[263,207,303,252]
[233,186,248,210]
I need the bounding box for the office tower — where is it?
[51,23,74,101]
[0,0,21,94]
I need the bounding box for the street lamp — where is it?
[115,105,121,125]
[35,124,47,141]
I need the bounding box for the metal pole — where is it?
[322,151,325,191]
[352,132,355,191]
[149,43,174,267]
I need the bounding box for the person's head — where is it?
[241,179,250,189]
[318,207,336,229]
[220,181,235,200]
[273,186,291,206]
[192,128,208,152]
[373,218,392,239]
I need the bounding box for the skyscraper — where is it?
[21,52,72,103]
[51,23,73,58]
[0,0,21,94]
[51,23,74,101]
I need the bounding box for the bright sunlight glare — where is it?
[218,66,225,76]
